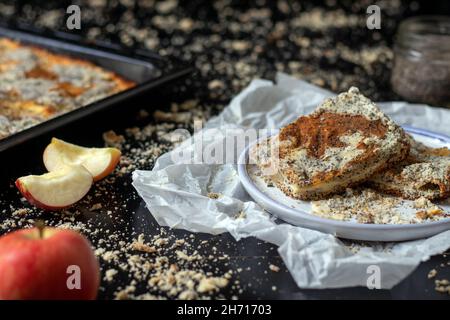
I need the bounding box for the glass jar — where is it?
[391,16,450,107]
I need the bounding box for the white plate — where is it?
[238,126,450,242]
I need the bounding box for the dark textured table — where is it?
[0,0,449,300]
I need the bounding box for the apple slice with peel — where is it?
[16,165,93,210]
[43,138,121,182]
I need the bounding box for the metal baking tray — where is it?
[0,25,193,152]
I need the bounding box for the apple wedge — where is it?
[43,138,121,182]
[16,165,93,210]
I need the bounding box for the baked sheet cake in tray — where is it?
[0,26,192,152]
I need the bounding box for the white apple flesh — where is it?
[43,138,121,182]
[16,165,93,210]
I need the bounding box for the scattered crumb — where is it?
[416,207,445,220]
[207,192,221,199]
[428,269,437,279]
[105,269,118,282]
[435,279,450,294]
[153,110,191,123]
[197,277,229,293]
[130,234,157,253]
[103,130,125,148]
[11,208,31,217]
[234,211,246,220]
[89,203,103,211]
[269,264,280,272]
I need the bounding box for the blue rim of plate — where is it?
[237,126,450,231]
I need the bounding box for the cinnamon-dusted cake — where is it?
[251,87,410,200]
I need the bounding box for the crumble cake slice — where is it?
[370,136,450,200]
[250,87,410,200]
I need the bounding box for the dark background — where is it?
[0,0,450,299]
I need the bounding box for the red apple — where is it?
[0,225,100,300]
[16,165,93,210]
[43,138,121,182]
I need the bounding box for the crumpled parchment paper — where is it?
[132,73,450,289]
